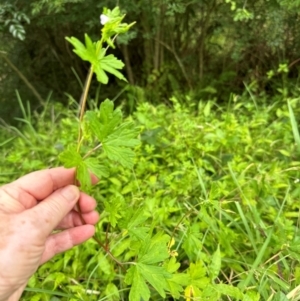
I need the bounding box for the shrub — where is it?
[1,96,300,300]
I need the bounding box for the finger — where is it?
[40,225,95,264]
[54,192,99,228]
[77,192,98,213]
[0,168,76,210]
[56,210,99,229]
[27,185,80,236]
[12,167,76,201]
[4,167,98,210]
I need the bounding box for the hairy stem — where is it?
[77,67,94,149]
[92,235,125,269]
[83,143,102,160]
[73,38,125,267]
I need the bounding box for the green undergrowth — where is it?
[1,96,300,301]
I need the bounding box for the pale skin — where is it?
[0,167,100,301]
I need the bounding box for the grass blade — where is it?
[287,99,300,151]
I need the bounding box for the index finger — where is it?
[13,167,76,201]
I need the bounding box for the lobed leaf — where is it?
[102,121,140,168]
[139,232,170,264]
[99,99,122,140]
[85,157,109,178]
[59,147,108,191]
[125,266,150,301]
[137,263,172,298]
[58,147,82,168]
[66,35,127,84]
[102,144,136,168]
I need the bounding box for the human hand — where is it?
[0,167,99,301]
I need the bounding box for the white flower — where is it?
[100,14,110,25]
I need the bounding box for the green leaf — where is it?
[58,147,93,191]
[105,122,140,147]
[102,145,135,168]
[164,257,181,273]
[187,262,210,289]
[58,147,82,168]
[124,232,173,299]
[66,35,127,84]
[288,100,300,152]
[65,34,97,64]
[137,263,172,298]
[104,283,120,301]
[243,291,261,301]
[83,111,102,141]
[77,161,90,191]
[84,100,125,142]
[84,99,139,169]
[125,263,172,300]
[167,273,189,299]
[164,258,189,299]
[125,266,150,301]
[42,272,66,290]
[103,122,140,168]
[85,157,109,178]
[209,245,221,281]
[101,7,136,47]
[99,99,122,139]
[119,207,149,240]
[96,49,127,82]
[213,284,244,299]
[139,232,170,264]
[104,198,123,227]
[182,224,203,261]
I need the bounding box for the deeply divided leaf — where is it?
[66,35,127,84]
[139,232,170,264]
[137,263,171,298]
[97,50,127,82]
[125,266,150,301]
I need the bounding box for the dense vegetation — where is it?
[1,95,300,300]
[1,0,300,119]
[1,0,300,300]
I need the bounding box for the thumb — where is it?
[28,185,80,237]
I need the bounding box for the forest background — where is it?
[1,0,300,118]
[1,1,300,301]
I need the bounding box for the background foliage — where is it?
[1,94,300,300]
[1,0,300,120]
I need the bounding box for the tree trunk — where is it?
[153,5,163,70]
[141,12,153,78]
[122,44,135,85]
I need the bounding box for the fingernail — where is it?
[61,185,79,202]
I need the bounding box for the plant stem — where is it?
[76,37,104,149]
[83,143,102,159]
[92,235,125,269]
[77,66,94,149]
[73,37,125,268]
